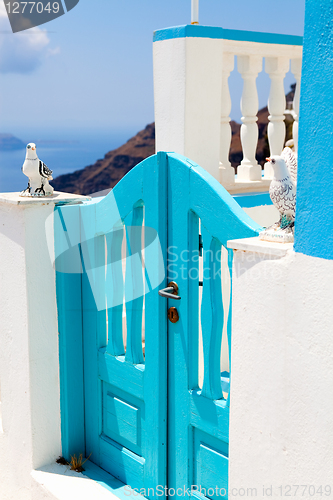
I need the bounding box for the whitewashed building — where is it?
[0,1,332,499]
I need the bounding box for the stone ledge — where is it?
[226,179,271,195]
[227,236,293,257]
[0,191,90,206]
[31,462,129,500]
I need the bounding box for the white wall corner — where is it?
[153,38,186,156]
[25,203,62,470]
[153,37,224,180]
[184,37,223,180]
[0,201,34,499]
[227,238,333,498]
[0,192,88,499]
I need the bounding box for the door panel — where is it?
[166,154,260,499]
[81,153,168,495]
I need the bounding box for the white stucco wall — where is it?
[0,201,34,500]
[0,196,65,499]
[242,204,279,228]
[0,193,112,500]
[3,189,326,500]
[227,238,333,499]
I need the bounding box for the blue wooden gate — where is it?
[55,152,260,498]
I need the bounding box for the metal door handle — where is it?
[158,281,181,300]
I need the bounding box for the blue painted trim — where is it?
[294,0,333,260]
[55,204,86,460]
[232,192,272,208]
[153,25,303,46]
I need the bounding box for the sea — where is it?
[0,130,134,194]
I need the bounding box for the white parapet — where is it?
[154,35,224,181]
[153,26,303,192]
[227,237,333,498]
[0,192,89,500]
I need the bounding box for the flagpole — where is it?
[191,0,199,24]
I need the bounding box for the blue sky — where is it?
[0,0,305,141]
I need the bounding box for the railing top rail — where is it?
[153,25,303,47]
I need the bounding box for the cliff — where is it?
[52,123,155,195]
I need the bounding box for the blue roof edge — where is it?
[153,25,303,46]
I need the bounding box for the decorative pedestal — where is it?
[259,225,294,243]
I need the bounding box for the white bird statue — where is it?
[266,154,296,231]
[20,143,54,197]
[281,145,297,185]
[285,138,295,152]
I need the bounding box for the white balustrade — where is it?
[153,27,302,193]
[264,56,290,179]
[218,46,302,190]
[291,58,302,157]
[219,53,235,186]
[237,55,263,182]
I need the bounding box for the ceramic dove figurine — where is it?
[259,154,296,242]
[281,146,297,185]
[20,143,54,197]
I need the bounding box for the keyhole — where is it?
[168,307,179,323]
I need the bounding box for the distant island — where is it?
[0,134,25,151]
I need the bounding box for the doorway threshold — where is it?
[31,460,147,500]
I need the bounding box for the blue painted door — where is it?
[56,152,260,498]
[165,154,261,499]
[80,153,168,493]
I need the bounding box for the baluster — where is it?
[219,53,235,186]
[291,58,302,157]
[125,206,144,365]
[95,235,107,349]
[188,211,199,389]
[106,226,125,356]
[237,55,263,182]
[264,57,290,179]
[226,248,233,408]
[201,228,223,400]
